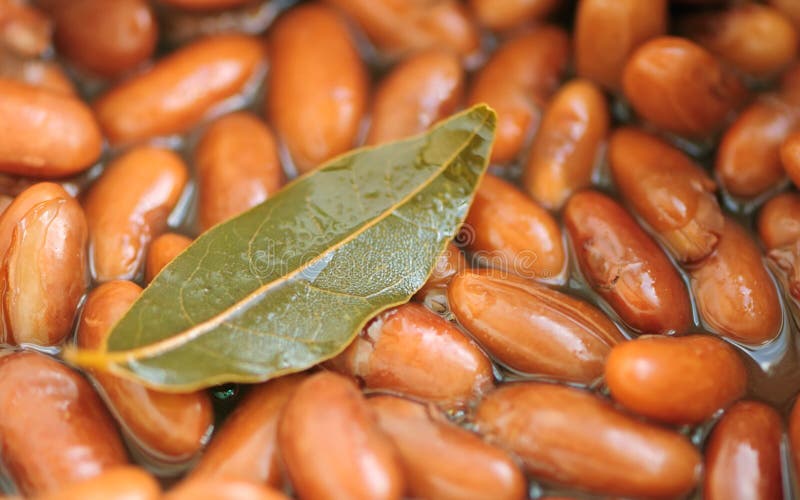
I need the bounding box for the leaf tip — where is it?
[61,345,113,372]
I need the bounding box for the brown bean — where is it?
[789,396,800,483]
[469,0,558,31]
[83,146,188,282]
[564,190,692,335]
[574,0,667,92]
[609,127,724,263]
[145,232,192,284]
[465,174,565,282]
[781,130,800,189]
[278,371,404,500]
[704,401,783,500]
[622,36,745,137]
[449,269,624,383]
[369,394,526,500]
[195,112,283,230]
[680,4,797,78]
[0,52,75,95]
[605,335,746,424]
[0,351,127,496]
[690,217,783,344]
[328,303,493,408]
[366,49,464,145]
[158,0,255,10]
[759,192,800,249]
[164,479,289,500]
[0,78,102,177]
[321,0,478,60]
[413,242,466,299]
[0,182,87,345]
[522,79,609,210]
[475,383,701,497]
[468,27,570,164]
[77,281,214,462]
[0,0,50,57]
[191,374,307,487]
[94,34,265,145]
[33,466,160,500]
[716,96,799,198]
[268,5,367,173]
[770,0,800,30]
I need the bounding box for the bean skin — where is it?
[328,303,494,409]
[0,53,75,95]
[469,0,559,32]
[622,36,745,137]
[157,0,255,10]
[605,335,747,424]
[781,130,800,189]
[278,371,404,500]
[268,4,368,173]
[83,147,188,283]
[145,233,192,284]
[164,479,290,500]
[574,0,667,92]
[0,0,50,57]
[369,394,526,500]
[467,27,570,165]
[94,34,265,145]
[759,193,800,301]
[523,79,609,210]
[704,401,783,500]
[690,217,783,344]
[770,0,800,30]
[367,49,464,145]
[413,242,466,300]
[789,396,800,485]
[475,383,701,498]
[0,351,127,496]
[449,269,624,383]
[32,466,160,500]
[609,127,724,263]
[564,190,692,335]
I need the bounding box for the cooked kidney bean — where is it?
[467,27,570,164]
[605,335,746,424]
[704,401,783,500]
[790,396,800,483]
[195,111,283,230]
[414,242,466,300]
[33,466,160,500]
[466,174,565,282]
[0,0,50,57]
[0,52,75,95]
[158,0,255,10]
[475,382,701,497]
[0,351,127,496]
[690,217,783,344]
[366,49,464,145]
[145,232,192,284]
[267,4,368,174]
[469,0,558,32]
[781,130,800,188]
[609,127,724,263]
[164,479,290,500]
[328,302,493,408]
[369,394,526,500]
[83,146,188,282]
[522,79,608,210]
[77,281,214,463]
[191,374,306,486]
[770,0,800,30]
[759,192,800,301]
[622,36,745,137]
[449,269,624,383]
[94,34,265,144]
[564,190,692,334]
[574,0,667,92]
[278,371,404,500]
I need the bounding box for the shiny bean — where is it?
[0,52,75,95]
[781,130,800,188]
[32,466,160,500]
[475,382,701,497]
[564,190,692,334]
[0,0,50,57]
[759,192,800,301]
[145,232,192,284]
[449,269,624,383]
[469,0,559,32]
[164,479,290,500]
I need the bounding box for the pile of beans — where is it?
[1,0,800,498]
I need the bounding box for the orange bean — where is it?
[158,0,255,10]
[691,217,783,344]
[770,0,800,30]
[83,147,188,282]
[704,401,783,500]
[468,0,559,31]
[369,394,526,500]
[0,0,50,57]
[574,0,667,91]
[564,190,692,335]
[468,27,570,164]
[609,127,724,263]
[759,192,800,249]
[605,335,746,424]
[32,466,160,500]
[449,269,624,383]
[465,174,565,282]
[789,395,800,483]
[622,36,745,137]
[268,5,368,173]
[278,371,404,500]
[475,383,701,497]
[94,34,265,144]
[522,79,609,210]
[0,351,127,496]
[164,479,289,500]
[0,78,102,177]
[77,281,214,463]
[367,49,464,145]
[413,242,466,300]
[781,130,800,188]
[0,52,75,95]
[328,303,493,408]
[145,232,192,284]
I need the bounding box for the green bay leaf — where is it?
[65,105,496,391]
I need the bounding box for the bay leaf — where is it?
[64,105,497,391]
